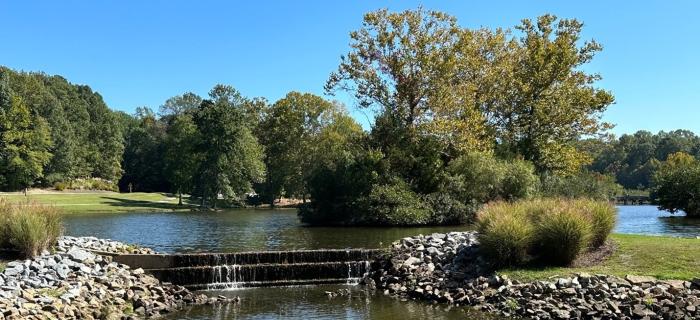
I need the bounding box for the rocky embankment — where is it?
[366,231,700,319]
[1,236,233,320]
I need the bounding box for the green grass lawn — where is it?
[501,234,700,281]
[0,192,197,213]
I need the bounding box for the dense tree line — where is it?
[586,130,700,190]
[0,67,122,191]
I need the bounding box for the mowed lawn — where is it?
[0,192,196,213]
[501,234,700,281]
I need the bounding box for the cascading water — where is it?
[118,249,382,290]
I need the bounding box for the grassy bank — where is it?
[0,192,196,213]
[501,234,700,281]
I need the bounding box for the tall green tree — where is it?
[193,85,265,207]
[0,73,52,191]
[160,93,203,205]
[258,92,340,205]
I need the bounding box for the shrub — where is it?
[447,153,539,204]
[0,200,63,257]
[364,180,431,226]
[532,205,592,266]
[54,181,67,191]
[423,192,477,225]
[477,202,533,267]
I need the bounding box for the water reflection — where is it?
[615,205,700,238]
[62,209,472,253]
[170,285,495,320]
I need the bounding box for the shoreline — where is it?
[0,237,235,319]
[366,232,700,319]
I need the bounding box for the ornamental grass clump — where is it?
[577,199,616,248]
[477,202,533,267]
[0,199,63,258]
[476,198,617,267]
[532,205,592,266]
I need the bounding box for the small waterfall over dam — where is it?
[113,249,382,290]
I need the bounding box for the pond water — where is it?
[169,284,496,320]
[62,209,472,253]
[615,205,700,238]
[61,205,699,320]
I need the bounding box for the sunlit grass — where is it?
[500,234,700,281]
[0,192,194,214]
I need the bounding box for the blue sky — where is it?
[1,1,698,135]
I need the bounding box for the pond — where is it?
[170,284,496,320]
[62,209,473,253]
[61,205,699,319]
[615,205,700,238]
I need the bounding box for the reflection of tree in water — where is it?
[167,285,497,319]
[658,216,700,237]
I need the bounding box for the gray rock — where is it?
[66,247,95,263]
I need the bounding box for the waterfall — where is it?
[118,249,382,290]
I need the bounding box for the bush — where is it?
[54,181,67,191]
[423,192,477,225]
[447,153,539,204]
[54,178,119,192]
[651,152,700,217]
[0,200,63,257]
[477,202,533,267]
[364,180,431,226]
[532,206,592,265]
[476,199,616,267]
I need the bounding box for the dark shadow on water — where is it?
[100,196,198,211]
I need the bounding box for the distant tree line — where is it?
[0,67,122,192]
[585,130,700,190]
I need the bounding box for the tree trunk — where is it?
[178,189,183,206]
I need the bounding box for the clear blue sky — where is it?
[1,1,698,135]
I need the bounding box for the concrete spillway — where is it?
[113,249,382,290]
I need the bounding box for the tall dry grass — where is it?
[0,199,63,257]
[477,198,617,267]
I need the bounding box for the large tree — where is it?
[160,93,202,204]
[257,92,341,204]
[325,8,495,154]
[193,85,265,207]
[493,15,614,173]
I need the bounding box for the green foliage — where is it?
[447,153,539,204]
[540,171,622,200]
[257,92,354,204]
[0,199,63,257]
[0,74,53,190]
[477,203,533,267]
[364,179,431,226]
[477,199,616,267]
[651,152,700,217]
[193,85,265,207]
[299,149,383,225]
[589,130,700,189]
[422,192,476,225]
[0,66,124,189]
[55,178,118,192]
